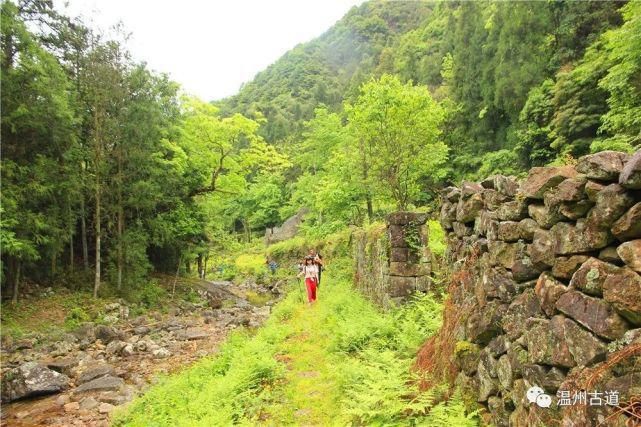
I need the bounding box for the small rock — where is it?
[98,402,115,414]
[121,344,135,356]
[152,348,171,359]
[79,396,99,410]
[64,401,80,412]
[56,394,71,406]
[78,365,115,384]
[75,375,124,393]
[175,328,208,341]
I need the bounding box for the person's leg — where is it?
[305,278,314,303]
[311,279,317,302]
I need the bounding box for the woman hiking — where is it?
[298,256,319,304]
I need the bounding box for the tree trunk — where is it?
[11,260,21,305]
[203,255,208,280]
[185,259,191,274]
[366,196,374,223]
[51,253,57,277]
[197,254,203,279]
[117,152,124,291]
[80,197,89,273]
[94,180,101,298]
[69,204,74,272]
[93,106,102,299]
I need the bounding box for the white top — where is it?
[303,264,318,279]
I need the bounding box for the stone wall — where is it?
[440,150,641,426]
[353,212,431,307]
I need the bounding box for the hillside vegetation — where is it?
[2,0,640,301]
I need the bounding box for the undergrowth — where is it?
[113,257,479,426]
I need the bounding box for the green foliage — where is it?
[428,220,446,259]
[114,256,475,426]
[64,307,90,330]
[347,74,447,210]
[234,254,267,277]
[599,0,641,147]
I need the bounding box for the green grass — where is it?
[113,259,479,426]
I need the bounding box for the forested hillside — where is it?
[222,0,639,179]
[3,1,641,426]
[2,0,641,314]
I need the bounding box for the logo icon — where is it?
[526,386,552,408]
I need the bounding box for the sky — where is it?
[54,0,364,101]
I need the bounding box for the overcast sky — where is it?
[54,0,364,101]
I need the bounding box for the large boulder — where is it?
[525,318,574,368]
[456,192,484,223]
[619,149,641,189]
[569,257,619,296]
[488,241,526,270]
[534,273,568,316]
[528,229,555,269]
[526,315,606,368]
[602,267,641,325]
[466,300,508,345]
[528,204,565,229]
[576,151,629,181]
[551,255,589,280]
[617,240,641,272]
[521,166,577,199]
[496,199,529,221]
[1,362,69,402]
[586,184,635,229]
[502,289,543,339]
[94,325,121,344]
[555,290,629,340]
[550,219,614,255]
[553,316,606,367]
[612,202,641,241]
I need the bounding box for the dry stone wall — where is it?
[440,150,641,426]
[353,212,431,307]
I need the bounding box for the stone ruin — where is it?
[440,150,641,426]
[264,207,309,245]
[353,212,432,306]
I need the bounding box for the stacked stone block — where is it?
[440,150,641,426]
[387,212,432,299]
[353,212,432,307]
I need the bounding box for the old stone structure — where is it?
[353,212,432,306]
[264,207,309,245]
[440,150,641,426]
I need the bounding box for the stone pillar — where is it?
[386,212,431,300]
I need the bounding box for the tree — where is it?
[599,0,641,148]
[347,74,447,211]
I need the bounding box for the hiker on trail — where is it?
[298,256,318,303]
[266,257,278,274]
[308,249,324,287]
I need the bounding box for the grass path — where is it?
[259,288,343,425]
[113,273,463,426]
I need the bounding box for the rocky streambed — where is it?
[0,279,283,426]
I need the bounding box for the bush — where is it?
[234,253,267,277]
